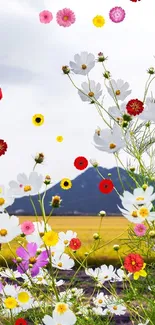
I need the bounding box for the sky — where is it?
[0,0,155,187]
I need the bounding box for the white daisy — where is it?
[69,52,95,75]
[0,213,21,243]
[107,301,126,315]
[0,268,21,279]
[0,185,14,212]
[53,302,76,324]
[98,265,116,283]
[8,171,43,197]
[93,123,128,153]
[118,202,155,223]
[120,186,155,206]
[107,79,131,101]
[93,292,107,307]
[52,253,75,270]
[78,80,102,102]
[58,230,77,247]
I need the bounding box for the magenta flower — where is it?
[56,8,76,27]
[109,7,125,23]
[16,243,48,277]
[21,221,35,235]
[39,10,53,24]
[134,224,147,237]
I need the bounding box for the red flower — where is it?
[124,253,144,273]
[130,0,141,2]
[0,88,3,100]
[74,156,88,170]
[69,238,81,250]
[126,99,144,116]
[0,140,7,156]
[99,179,114,194]
[15,319,28,325]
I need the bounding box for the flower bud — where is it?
[36,248,42,255]
[35,153,44,164]
[108,173,111,177]
[113,244,120,251]
[103,71,111,79]
[149,230,155,238]
[29,264,33,268]
[84,252,89,256]
[97,52,107,62]
[16,257,22,263]
[44,175,51,185]
[129,167,135,172]
[122,114,132,122]
[142,184,148,191]
[71,288,76,294]
[145,121,151,127]
[62,65,70,74]
[147,67,155,75]
[50,195,62,208]
[98,210,106,217]
[89,159,98,168]
[93,233,100,240]
[122,121,128,128]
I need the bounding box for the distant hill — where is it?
[7,166,143,216]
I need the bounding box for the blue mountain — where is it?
[7,167,141,216]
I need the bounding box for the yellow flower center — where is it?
[132,261,136,265]
[0,198,5,205]
[138,207,149,218]
[95,129,100,136]
[113,305,118,310]
[51,251,55,257]
[0,229,7,236]
[0,188,3,193]
[56,302,68,314]
[64,239,69,245]
[136,197,144,201]
[29,257,37,264]
[58,262,63,267]
[104,275,108,279]
[37,277,43,281]
[39,232,44,237]
[63,16,68,21]
[18,292,30,304]
[24,185,32,192]
[98,299,103,303]
[115,90,121,96]
[4,297,18,309]
[81,64,87,70]
[131,211,138,218]
[43,230,59,247]
[109,143,116,149]
[88,91,94,97]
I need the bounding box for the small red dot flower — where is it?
[0,88,3,100]
[69,238,81,250]
[0,139,7,156]
[124,253,144,273]
[130,0,141,2]
[99,179,114,194]
[126,99,144,116]
[15,319,28,325]
[74,156,88,170]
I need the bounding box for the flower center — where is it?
[130,102,141,111]
[64,239,69,245]
[0,229,7,236]
[109,143,116,149]
[39,232,44,237]
[113,305,118,310]
[88,91,94,97]
[37,277,43,281]
[104,275,108,279]
[64,181,69,187]
[35,117,41,123]
[115,90,121,96]
[4,297,18,309]
[24,185,32,192]
[57,262,63,267]
[136,197,144,201]
[131,211,138,218]
[132,261,136,265]
[56,303,68,314]
[138,207,149,218]
[29,257,37,264]
[81,64,87,70]
[0,198,5,205]
[63,16,68,21]
[98,299,103,303]
[18,292,30,303]
[51,251,55,257]
[95,129,100,136]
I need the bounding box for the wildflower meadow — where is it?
[1,1,155,325]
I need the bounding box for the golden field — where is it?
[0,216,132,266]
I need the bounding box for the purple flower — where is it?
[16,243,48,277]
[109,7,125,23]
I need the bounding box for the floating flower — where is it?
[39,10,53,24]
[99,179,114,194]
[34,152,44,164]
[15,319,28,325]
[74,156,88,170]
[21,221,35,235]
[107,79,131,101]
[69,52,95,75]
[134,224,147,237]
[109,7,125,23]
[43,230,59,247]
[0,139,7,156]
[0,88,3,100]
[92,15,105,27]
[56,8,76,27]
[130,0,141,2]
[69,238,81,250]
[126,99,144,116]
[56,135,63,142]
[60,178,72,190]
[78,80,102,103]
[32,114,44,126]
[124,253,144,273]
[9,171,43,197]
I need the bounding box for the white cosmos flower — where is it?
[69,51,95,75]
[92,306,108,315]
[78,80,102,102]
[53,302,76,324]
[108,102,131,121]
[0,268,21,279]
[85,267,101,278]
[52,253,75,270]
[120,186,155,206]
[26,221,51,247]
[21,269,49,285]
[107,79,132,101]
[8,171,43,197]
[98,265,116,283]
[111,268,126,282]
[0,213,21,243]
[58,230,77,247]
[118,202,155,223]
[107,301,126,315]
[93,123,128,153]
[93,292,107,307]
[140,96,155,122]
[42,315,68,325]
[0,185,14,212]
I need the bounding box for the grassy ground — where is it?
[0,216,131,266]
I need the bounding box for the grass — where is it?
[0,216,131,267]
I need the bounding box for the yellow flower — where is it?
[43,230,59,246]
[133,263,147,280]
[32,114,44,126]
[92,15,105,27]
[4,297,17,309]
[60,178,72,190]
[18,292,30,304]
[56,135,64,142]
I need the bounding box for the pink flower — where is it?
[109,7,125,23]
[134,224,147,237]
[21,221,35,235]
[56,8,76,27]
[39,10,53,24]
